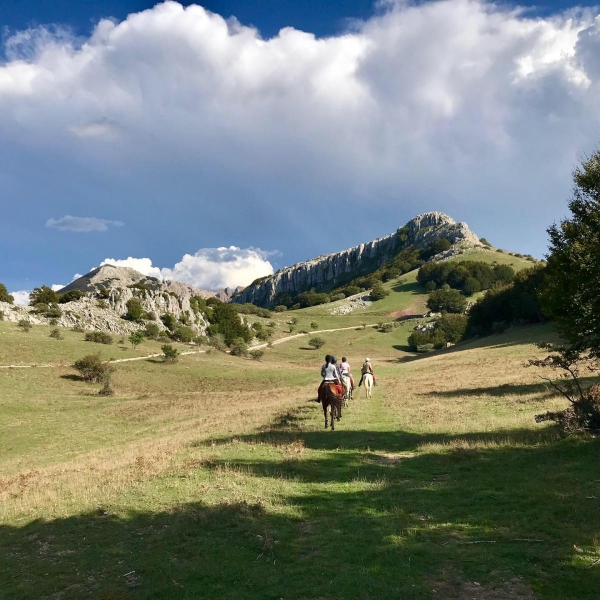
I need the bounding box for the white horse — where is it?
[341,374,352,407]
[363,373,374,399]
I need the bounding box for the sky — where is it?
[2,0,600,302]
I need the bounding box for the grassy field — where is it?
[1,307,599,599]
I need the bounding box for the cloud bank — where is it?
[99,247,274,290]
[46,216,124,233]
[3,0,600,267]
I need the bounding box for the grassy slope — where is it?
[1,306,599,599]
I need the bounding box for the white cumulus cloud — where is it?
[99,257,163,279]
[51,284,64,291]
[11,291,31,306]
[46,216,124,233]
[162,246,274,290]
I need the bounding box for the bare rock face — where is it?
[233,212,481,307]
[8,265,212,335]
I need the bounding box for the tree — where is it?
[208,302,252,345]
[161,344,179,363]
[533,150,600,431]
[308,337,325,349]
[125,298,144,322]
[58,290,85,304]
[129,331,145,349]
[435,314,468,344]
[426,289,467,313]
[0,283,14,304]
[29,286,59,306]
[370,284,389,301]
[144,323,161,340]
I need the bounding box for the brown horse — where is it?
[321,382,343,430]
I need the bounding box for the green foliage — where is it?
[161,344,179,363]
[479,237,492,246]
[17,319,32,332]
[84,331,113,345]
[467,266,545,336]
[96,300,109,309]
[310,321,319,330]
[124,298,145,322]
[128,282,151,294]
[128,331,145,348]
[426,289,467,313]
[233,303,272,318]
[274,305,287,312]
[31,303,62,319]
[161,313,178,330]
[370,284,389,301]
[0,310,4,321]
[229,338,248,357]
[330,293,346,302]
[425,281,437,292]
[144,323,161,340]
[249,349,264,360]
[209,333,227,352]
[207,302,252,345]
[0,283,14,304]
[72,324,85,333]
[435,314,468,344]
[170,325,195,343]
[343,286,361,297]
[58,290,85,304]
[420,238,452,260]
[49,328,63,340]
[179,313,191,325]
[308,336,325,349]
[190,296,208,315]
[289,317,298,325]
[379,323,393,333]
[73,354,113,383]
[29,286,59,306]
[297,290,331,308]
[418,261,515,295]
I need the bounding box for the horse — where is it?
[341,374,352,408]
[363,373,374,399]
[321,382,343,430]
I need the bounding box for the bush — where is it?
[170,325,195,343]
[209,333,228,352]
[72,324,85,333]
[379,323,393,333]
[435,314,468,344]
[98,370,115,396]
[125,298,144,322]
[96,299,109,309]
[129,331,145,348]
[370,284,389,301]
[0,310,4,321]
[426,289,467,313]
[73,354,112,383]
[308,337,325,349]
[407,330,432,351]
[207,302,253,345]
[330,293,346,302]
[229,338,248,357]
[144,323,161,340]
[84,331,113,344]
[17,319,32,332]
[425,281,437,292]
[310,321,319,330]
[58,290,85,304]
[49,328,63,340]
[0,283,14,304]
[479,237,492,247]
[250,349,264,360]
[274,305,287,312]
[161,344,179,363]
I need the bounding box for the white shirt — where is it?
[340,361,351,374]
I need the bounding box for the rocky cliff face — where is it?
[233,212,481,307]
[4,265,211,334]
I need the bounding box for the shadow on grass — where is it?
[3,408,600,599]
[59,373,84,382]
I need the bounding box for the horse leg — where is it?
[323,402,328,429]
[331,404,335,430]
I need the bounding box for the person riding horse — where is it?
[358,357,376,387]
[317,355,343,402]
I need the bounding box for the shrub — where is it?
[72,324,85,333]
[96,299,109,309]
[29,286,59,306]
[207,302,253,345]
[144,323,161,340]
[289,317,298,325]
[274,305,287,312]
[0,283,14,304]
[479,237,492,247]
[129,331,145,348]
[17,319,32,332]
[379,323,393,333]
[420,238,452,260]
[370,284,389,301]
[425,281,437,292]
[297,290,330,308]
[330,293,346,302]
[408,330,431,351]
[250,349,264,360]
[59,290,85,304]
[0,310,4,321]
[308,336,325,349]
[310,321,319,330]
[170,325,195,343]
[229,338,248,357]
[161,312,177,330]
[84,331,113,345]
[73,354,112,383]
[209,333,228,352]
[435,314,468,344]
[161,344,179,363]
[426,289,467,313]
[98,370,115,396]
[125,298,144,322]
[49,328,63,340]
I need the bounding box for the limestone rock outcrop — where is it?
[233,212,481,307]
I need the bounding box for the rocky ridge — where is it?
[3,265,211,335]
[233,212,481,307]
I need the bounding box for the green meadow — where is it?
[1,256,598,599]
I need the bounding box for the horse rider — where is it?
[317,355,342,402]
[358,357,376,387]
[340,356,354,391]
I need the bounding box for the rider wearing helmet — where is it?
[340,356,354,390]
[358,357,376,386]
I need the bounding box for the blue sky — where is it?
[2,0,600,299]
